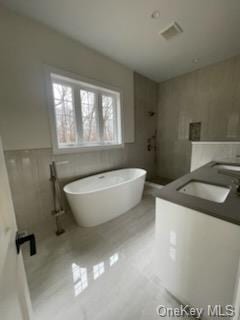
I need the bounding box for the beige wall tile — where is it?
[157,55,240,179]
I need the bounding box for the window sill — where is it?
[53,143,125,155]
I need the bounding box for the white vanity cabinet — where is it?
[155,198,240,319]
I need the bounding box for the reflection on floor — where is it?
[23,195,189,320]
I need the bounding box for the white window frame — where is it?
[45,67,124,154]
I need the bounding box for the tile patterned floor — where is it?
[23,195,190,320]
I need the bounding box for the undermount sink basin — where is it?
[178,181,230,203]
[213,164,240,171]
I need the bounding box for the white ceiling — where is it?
[1,0,240,82]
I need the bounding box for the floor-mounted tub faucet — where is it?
[50,161,66,235]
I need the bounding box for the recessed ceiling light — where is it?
[192,58,199,64]
[151,10,160,19]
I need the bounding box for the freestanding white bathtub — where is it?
[64,168,146,227]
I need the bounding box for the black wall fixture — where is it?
[189,122,201,141]
[147,111,156,117]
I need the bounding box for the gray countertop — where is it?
[157,159,240,226]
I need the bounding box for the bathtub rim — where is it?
[63,168,147,195]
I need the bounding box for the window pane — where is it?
[53,83,77,146]
[102,95,115,142]
[80,90,98,142]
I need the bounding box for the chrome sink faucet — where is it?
[218,168,240,195]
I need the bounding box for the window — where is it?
[49,72,123,153]
[52,83,77,146]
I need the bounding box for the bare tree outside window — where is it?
[102,95,114,142]
[80,90,98,142]
[53,83,77,146]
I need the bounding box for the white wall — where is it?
[0,6,134,150]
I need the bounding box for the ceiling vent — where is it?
[159,22,183,40]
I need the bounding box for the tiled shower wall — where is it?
[4,73,158,231]
[157,55,240,180]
